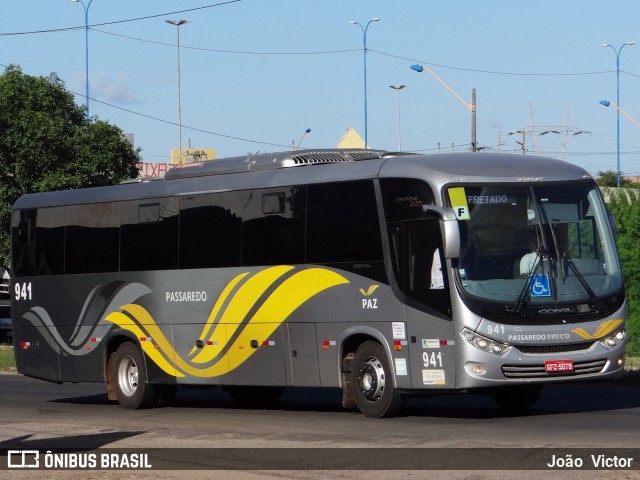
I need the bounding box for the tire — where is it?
[492,384,543,411]
[110,342,155,409]
[350,341,400,418]
[224,386,285,405]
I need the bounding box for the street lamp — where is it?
[602,41,635,187]
[389,85,406,150]
[295,128,312,149]
[349,17,379,149]
[410,64,477,152]
[166,19,190,164]
[71,0,95,119]
[600,100,640,130]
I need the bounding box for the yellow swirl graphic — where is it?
[571,319,624,340]
[105,266,349,378]
[187,271,249,357]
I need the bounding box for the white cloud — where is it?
[76,72,140,105]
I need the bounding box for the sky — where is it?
[3,0,640,176]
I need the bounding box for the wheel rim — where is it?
[117,354,139,397]
[358,356,385,401]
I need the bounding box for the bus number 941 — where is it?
[14,282,32,301]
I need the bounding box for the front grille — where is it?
[502,359,607,379]
[516,341,594,354]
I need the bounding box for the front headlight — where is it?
[600,328,626,349]
[460,328,510,355]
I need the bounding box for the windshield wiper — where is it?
[546,217,601,310]
[507,246,546,314]
[559,248,602,310]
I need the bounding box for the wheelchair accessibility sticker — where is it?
[529,274,551,297]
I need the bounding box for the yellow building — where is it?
[335,128,366,149]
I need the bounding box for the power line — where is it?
[88,94,292,149]
[0,11,632,78]
[0,1,241,36]
[0,60,292,150]
[0,11,636,79]
[370,49,615,77]
[91,28,358,55]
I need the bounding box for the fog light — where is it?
[472,364,487,375]
[618,356,625,366]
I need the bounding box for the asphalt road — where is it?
[1,372,640,480]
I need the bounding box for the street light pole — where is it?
[349,18,379,149]
[602,41,635,187]
[600,100,640,130]
[389,85,406,150]
[295,128,312,149]
[71,0,94,119]
[166,19,190,164]
[410,64,477,152]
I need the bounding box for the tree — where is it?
[596,170,635,188]
[606,190,640,356]
[0,65,141,265]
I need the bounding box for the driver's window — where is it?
[402,220,451,318]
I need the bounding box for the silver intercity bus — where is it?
[11,150,626,417]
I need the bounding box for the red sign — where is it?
[137,162,174,178]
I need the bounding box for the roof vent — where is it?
[165,149,389,179]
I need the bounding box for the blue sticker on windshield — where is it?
[529,274,551,297]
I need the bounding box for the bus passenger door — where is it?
[399,220,456,389]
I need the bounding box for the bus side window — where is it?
[403,220,451,318]
[179,192,242,269]
[121,198,179,271]
[306,181,382,264]
[12,211,37,277]
[242,186,305,266]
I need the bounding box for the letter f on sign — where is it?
[455,206,470,220]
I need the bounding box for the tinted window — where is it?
[399,220,451,318]
[180,192,242,269]
[65,203,120,274]
[120,197,179,271]
[380,178,435,222]
[12,209,37,276]
[31,207,66,275]
[307,181,382,263]
[242,186,306,266]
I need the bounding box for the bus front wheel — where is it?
[110,342,155,409]
[350,341,400,418]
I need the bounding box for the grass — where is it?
[625,355,640,369]
[0,344,16,373]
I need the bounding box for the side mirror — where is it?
[422,205,461,259]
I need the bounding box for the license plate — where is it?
[545,359,574,372]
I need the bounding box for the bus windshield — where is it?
[447,182,622,309]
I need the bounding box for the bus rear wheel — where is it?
[110,342,155,409]
[350,341,400,418]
